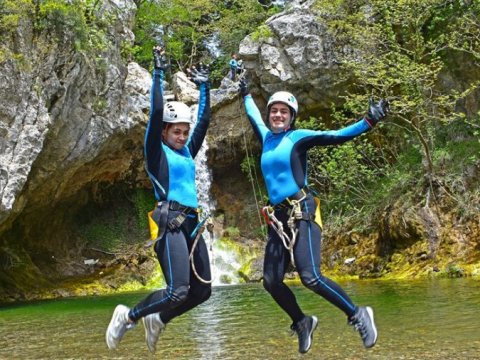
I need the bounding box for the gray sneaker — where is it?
[105,305,136,350]
[142,313,166,353]
[349,306,377,348]
[290,315,318,354]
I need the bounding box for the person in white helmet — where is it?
[239,79,388,354]
[106,46,212,354]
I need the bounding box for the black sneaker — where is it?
[290,315,318,354]
[349,306,377,348]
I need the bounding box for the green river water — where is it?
[1,279,479,359]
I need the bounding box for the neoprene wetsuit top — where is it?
[144,69,210,209]
[243,94,372,205]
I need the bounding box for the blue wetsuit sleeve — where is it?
[243,94,269,144]
[144,69,167,199]
[188,82,211,158]
[291,118,372,150]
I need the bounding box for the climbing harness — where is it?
[189,215,215,284]
[146,201,214,284]
[145,201,199,248]
[262,188,323,267]
[262,190,308,267]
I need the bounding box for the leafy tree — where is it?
[312,0,479,211]
[134,0,216,70]
[133,0,281,82]
[1,0,112,52]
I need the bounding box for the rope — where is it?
[262,194,306,268]
[238,93,266,235]
[189,217,214,284]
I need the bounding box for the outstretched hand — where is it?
[153,46,168,71]
[187,63,210,86]
[239,78,249,97]
[366,98,389,125]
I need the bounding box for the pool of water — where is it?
[1,279,479,359]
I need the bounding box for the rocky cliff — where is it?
[0,0,149,300]
[0,0,478,301]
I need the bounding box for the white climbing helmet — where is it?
[267,91,298,118]
[163,101,192,124]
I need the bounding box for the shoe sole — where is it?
[142,315,165,354]
[365,307,377,348]
[300,315,318,354]
[142,316,156,354]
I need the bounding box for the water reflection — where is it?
[1,279,479,359]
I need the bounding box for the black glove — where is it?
[187,63,210,85]
[366,98,389,125]
[153,46,168,71]
[239,78,249,97]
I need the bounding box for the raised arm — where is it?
[186,63,211,158]
[144,46,168,197]
[239,78,269,143]
[292,98,389,150]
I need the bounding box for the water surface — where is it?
[1,279,479,359]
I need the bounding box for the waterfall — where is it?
[193,107,241,286]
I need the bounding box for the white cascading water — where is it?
[192,106,241,286]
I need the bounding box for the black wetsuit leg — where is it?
[129,224,190,321]
[263,212,305,323]
[161,225,212,323]
[294,196,357,317]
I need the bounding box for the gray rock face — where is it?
[0,60,51,219]
[239,1,348,112]
[0,1,145,234]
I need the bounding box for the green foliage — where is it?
[223,226,241,239]
[82,220,122,251]
[214,0,280,52]
[296,113,393,218]
[37,0,111,53]
[310,0,480,217]
[0,0,35,65]
[134,0,214,70]
[240,154,256,183]
[249,24,273,42]
[253,224,267,239]
[133,0,281,84]
[444,263,466,278]
[295,116,324,130]
[240,154,268,205]
[0,0,113,63]
[76,187,154,252]
[131,188,156,235]
[80,204,133,251]
[93,98,107,114]
[0,0,35,34]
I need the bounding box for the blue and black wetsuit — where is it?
[243,94,373,323]
[229,58,237,80]
[129,68,212,324]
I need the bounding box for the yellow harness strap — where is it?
[147,210,159,240]
[313,196,323,229]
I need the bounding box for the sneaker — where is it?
[105,305,136,350]
[349,306,377,348]
[142,313,166,353]
[290,315,318,354]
